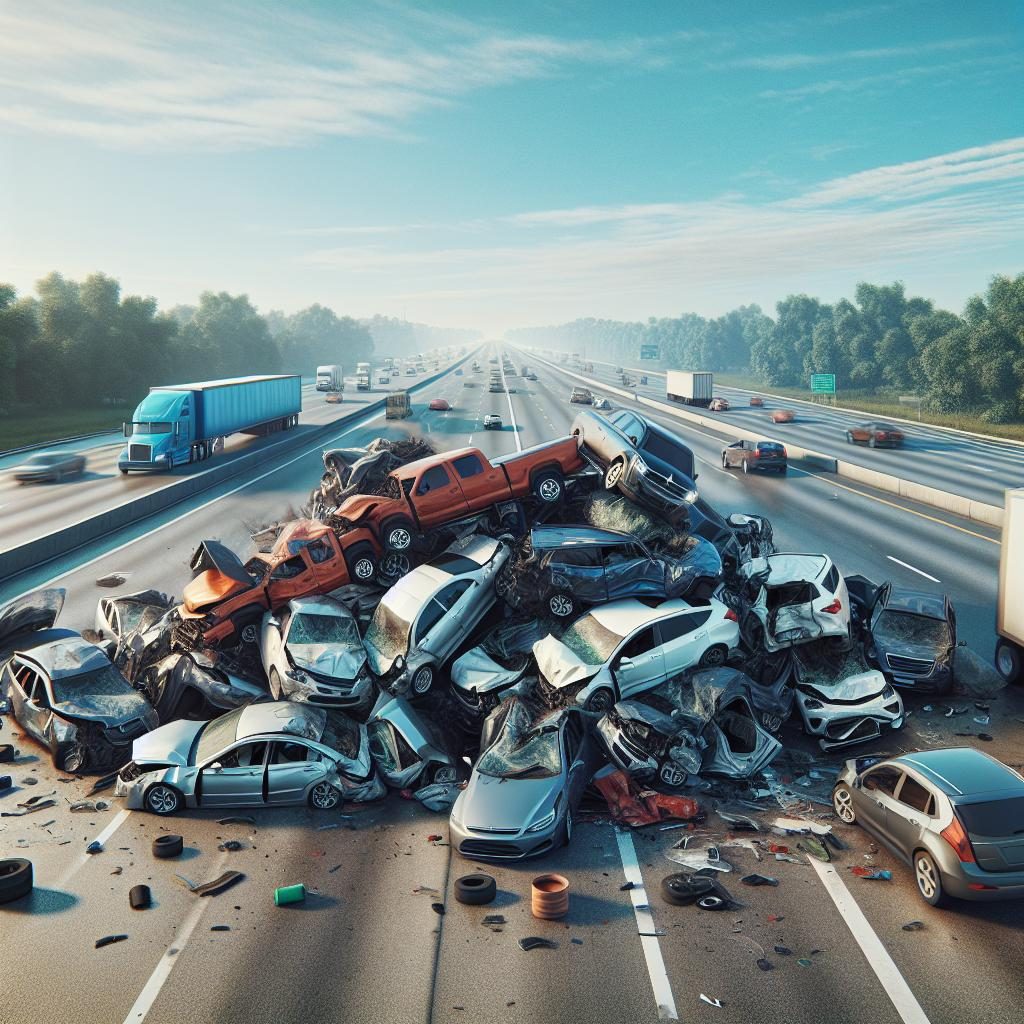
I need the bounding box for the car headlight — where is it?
[881,683,895,699]
[285,668,307,683]
[682,488,698,504]
[633,455,648,473]
[803,698,824,710]
[526,808,557,833]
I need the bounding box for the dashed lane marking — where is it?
[886,555,940,583]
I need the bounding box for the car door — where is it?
[886,772,935,860]
[550,547,606,603]
[266,551,314,607]
[657,609,713,674]
[611,626,665,699]
[198,740,268,806]
[451,452,506,509]
[412,464,468,527]
[605,542,666,599]
[853,764,904,845]
[562,712,589,811]
[14,666,51,747]
[424,579,475,662]
[266,740,325,804]
[4,661,40,738]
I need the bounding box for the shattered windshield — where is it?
[289,613,359,647]
[364,602,412,662]
[320,713,361,760]
[51,663,131,703]
[874,610,950,649]
[476,704,562,779]
[196,707,244,764]
[560,615,625,665]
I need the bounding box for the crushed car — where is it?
[367,693,465,788]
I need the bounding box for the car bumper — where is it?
[13,472,58,482]
[941,866,1024,901]
[450,819,561,861]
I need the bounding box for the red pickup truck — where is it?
[336,438,584,550]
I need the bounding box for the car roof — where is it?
[585,597,696,634]
[286,595,353,618]
[530,525,631,549]
[236,701,325,742]
[380,535,500,612]
[894,748,1024,798]
[745,553,828,582]
[882,588,947,618]
[19,635,111,678]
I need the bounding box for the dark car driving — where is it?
[571,409,698,524]
[721,440,788,474]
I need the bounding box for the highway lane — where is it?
[546,356,1022,507]
[1,344,1022,1024]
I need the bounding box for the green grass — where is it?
[714,373,1024,442]
[0,404,133,452]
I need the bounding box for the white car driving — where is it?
[533,597,740,713]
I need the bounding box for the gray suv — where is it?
[832,747,1024,906]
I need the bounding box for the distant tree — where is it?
[274,304,373,373]
[0,284,38,414]
[180,292,280,379]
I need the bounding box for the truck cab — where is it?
[119,390,195,473]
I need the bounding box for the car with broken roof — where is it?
[449,696,604,860]
[532,596,740,713]
[496,525,723,620]
[721,439,788,475]
[363,534,512,698]
[173,520,384,650]
[95,590,174,644]
[367,693,465,789]
[595,668,783,785]
[846,575,958,695]
[571,408,699,525]
[569,387,593,404]
[832,748,1024,905]
[730,553,851,653]
[259,596,374,710]
[116,701,384,814]
[0,590,158,772]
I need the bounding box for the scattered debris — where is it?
[902,921,925,931]
[129,884,151,910]
[518,937,559,951]
[700,994,724,1008]
[798,838,830,863]
[86,840,103,854]
[741,874,778,887]
[217,816,256,826]
[96,574,129,588]
[274,883,305,906]
[218,840,243,852]
[431,902,446,915]
[95,934,128,948]
[70,800,109,813]
[210,925,231,932]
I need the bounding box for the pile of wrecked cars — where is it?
[0,407,980,892]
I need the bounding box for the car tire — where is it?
[378,552,410,582]
[346,543,378,583]
[145,785,184,817]
[152,833,184,858]
[995,638,1023,684]
[455,873,497,906]
[721,453,729,469]
[548,591,576,619]
[914,850,948,907]
[239,621,259,645]
[778,466,787,475]
[57,742,86,773]
[604,459,626,490]
[0,858,33,904]
[411,664,435,697]
[533,470,564,504]
[584,687,615,713]
[429,763,459,786]
[832,785,857,824]
[269,667,284,700]
[383,517,416,551]
[698,644,728,669]
[742,459,750,475]
[308,781,342,810]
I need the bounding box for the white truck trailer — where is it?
[996,487,1024,683]
[666,370,714,408]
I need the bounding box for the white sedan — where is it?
[533,597,740,713]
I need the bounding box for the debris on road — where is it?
[152,834,183,859]
[86,840,103,854]
[902,920,925,931]
[741,874,779,887]
[518,937,559,951]
[95,934,128,948]
[129,884,151,910]
[274,883,306,906]
[700,994,724,1008]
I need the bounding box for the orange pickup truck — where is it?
[335,438,584,551]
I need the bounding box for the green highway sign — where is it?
[640,344,660,360]
[810,373,836,394]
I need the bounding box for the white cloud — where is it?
[721,36,994,71]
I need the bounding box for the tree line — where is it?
[507,274,1024,423]
[0,271,480,415]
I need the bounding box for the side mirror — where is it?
[123,422,131,438]
[618,656,634,669]
[629,436,639,445]
[210,762,223,772]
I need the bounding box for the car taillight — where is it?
[941,816,976,863]
[780,447,787,457]
[753,449,760,458]
[724,608,739,622]
[822,599,842,614]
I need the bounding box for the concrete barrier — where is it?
[528,352,1003,529]
[0,356,474,582]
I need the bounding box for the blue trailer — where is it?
[118,375,302,473]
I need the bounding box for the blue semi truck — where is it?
[118,375,302,474]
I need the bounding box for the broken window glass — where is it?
[560,616,624,664]
[50,663,131,704]
[873,611,950,648]
[477,702,562,780]
[288,613,359,647]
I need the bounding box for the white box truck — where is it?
[666,370,714,408]
[996,487,1024,683]
[316,365,343,392]
[356,361,372,390]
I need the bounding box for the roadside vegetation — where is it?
[1,404,135,451]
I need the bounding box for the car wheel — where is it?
[240,622,259,645]
[548,591,576,618]
[346,544,378,583]
[145,784,183,816]
[584,687,615,713]
[455,873,497,905]
[152,834,184,858]
[57,742,85,773]
[604,459,626,490]
[778,466,787,475]
[845,431,853,444]
[430,763,458,786]
[995,638,1023,684]
[0,858,33,905]
[384,518,415,551]
[378,552,410,582]
[533,471,564,503]
[411,664,434,696]
[698,644,728,669]
[914,850,948,907]
[832,785,857,824]
[269,667,284,700]
[742,459,750,474]
[308,781,342,810]
[721,453,729,468]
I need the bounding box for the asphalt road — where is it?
[1,346,1021,1024]
[548,357,1023,508]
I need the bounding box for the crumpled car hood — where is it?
[132,717,206,767]
[290,643,365,680]
[451,647,527,694]
[337,493,384,522]
[664,537,723,595]
[181,570,249,614]
[0,588,65,651]
[458,773,558,831]
[798,669,888,701]
[54,690,153,727]
[532,635,599,690]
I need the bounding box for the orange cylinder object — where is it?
[531,873,570,920]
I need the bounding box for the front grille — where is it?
[886,654,934,675]
[824,717,881,741]
[460,839,523,858]
[129,443,151,461]
[303,670,356,693]
[637,464,690,500]
[467,825,519,835]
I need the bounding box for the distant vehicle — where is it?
[386,392,412,419]
[666,370,713,408]
[455,368,464,376]
[750,396,765,407]
[463,381,477,388]
[472,361,482,371]
[721,440,788,475]
[119,375,301,473]
[12,451,87,484]
[592,397,612,411]
[708,397,730,412]
[846,422,904,448]
[506,367,518,377]
[116,701,385,814]
[520,365,530,376]
[996,488,1024,683]
[356,361,372,391]
[429,398,451,411]
[405,366,417,376]
[526,372,538,381]
[378,374,390,384]
[771,409,796,423]
[832,748,1024,905]
[316,364,343,392]
[570,387,593,404]
[489,381,503,393]
[483,414,502,430]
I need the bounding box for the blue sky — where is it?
[1,0,1022,330]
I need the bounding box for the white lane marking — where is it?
[56,808,132,888]
[615,828,678,1021]
[806,856,932,1024]
[121,851,229,1023]
[500,365,523,453]
[886,555,941,583]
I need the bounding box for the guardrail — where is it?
[525,352,1005,530]
[0,357,475,583]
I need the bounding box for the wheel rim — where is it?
[312,782,339,809]
[241,624,258,644]
[702,646,725,667]
[353,557,375,580]
[660,763,685,786]
[833,788,855,823]
[550,594,574,617]
[589,689,613,712]
[605,462,623,488]
[412,667,433,694]
[433,765,457,785]
[390,528,412,550]
[538,478,561,502]
[380,554,409,579]
[62,749,83,772]
[915,855,937,899]
[148,786,177,814]
[996,645,1017,677]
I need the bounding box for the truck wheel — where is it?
[548,592,576,619]
[533,471,564,503]
[604,459,626,490]
[995,638,1023,684]
[378,553,410,582]
[383,518,415,551]
[411,664,435,697]
[345,544,378,583]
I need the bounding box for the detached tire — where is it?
[0,858,33,904]
[153,834,184,858]
[455,873,497,906]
